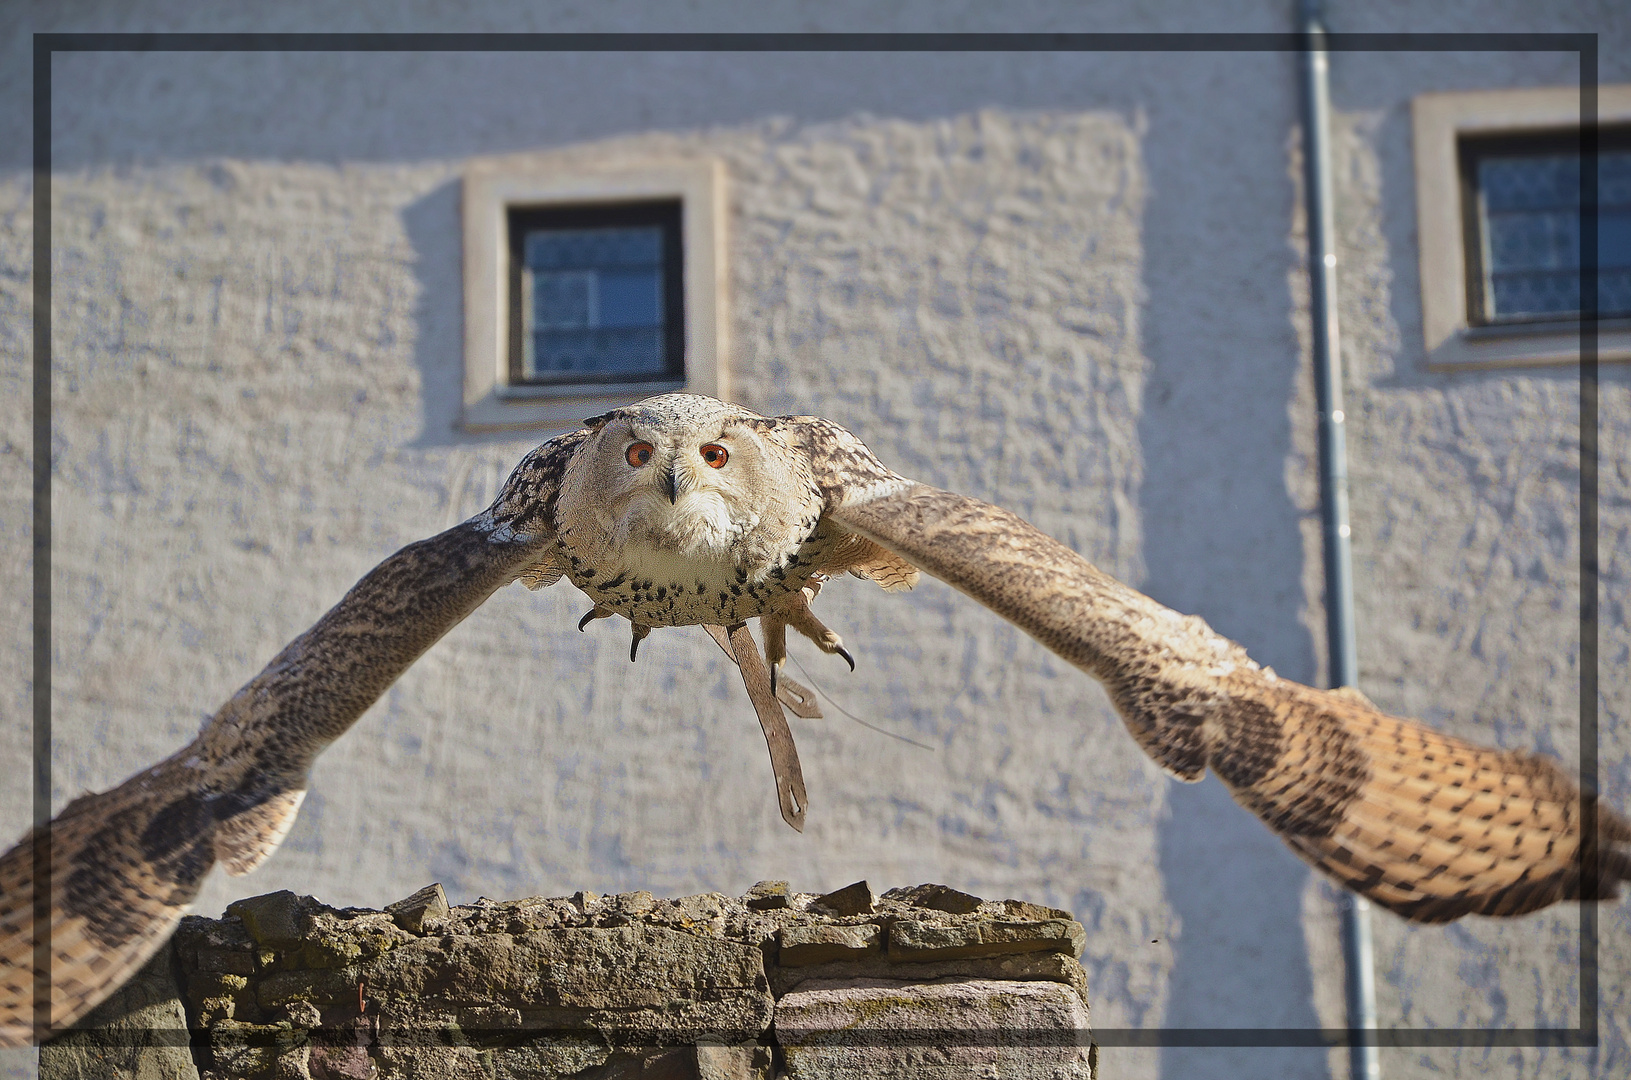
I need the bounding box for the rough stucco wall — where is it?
[1,4,1627,1079]
[0,180,26,837]
[1303,111,1631,1080]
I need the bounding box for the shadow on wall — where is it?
[1157,777,1329,1080]
[1132,59,1329,1079]
[400,176,531,449]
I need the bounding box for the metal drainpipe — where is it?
[1296,3,1381,1079]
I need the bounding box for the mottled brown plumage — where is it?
[2,394,1623,1045]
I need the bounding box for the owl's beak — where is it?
[662,465,679,504]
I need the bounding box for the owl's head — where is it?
[561,395,812,561]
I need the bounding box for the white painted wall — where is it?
[0,3,1625,1078]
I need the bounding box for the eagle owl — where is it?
[2,393,1626,1044]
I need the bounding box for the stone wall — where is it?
[41,883,1094,1080]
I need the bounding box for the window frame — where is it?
[462,158,727,431]
[1411,85,1631,370]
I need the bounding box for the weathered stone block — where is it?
[385,884,450,935]
[490,1036,611,1078]
[301,1017,374,1079]
[881,884,983,915]
[364,924,772,1042]
[776,978,1093,1080]
[256,966,363,1011]
[372,1040,486,1080]
[811,881,875,916]
[693,1040,772,1080]
[889,917,1086,962]
[175,915,257,976]
[983,899,1075,922]
[741,881,789,911]
[228,892,308,949]
[151,883,1091,1078]
[206,1019,302,1080]
[770,949,1092,1006]
[777,923,882,966]
[597,891,657,927]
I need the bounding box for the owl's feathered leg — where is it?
[760,615,789,695]
[773,584,856,673]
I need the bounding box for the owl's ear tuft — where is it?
[581,411,618,430]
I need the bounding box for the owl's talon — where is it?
[579,605,614,632]
[769,585,856,671]
[629,624,651,662]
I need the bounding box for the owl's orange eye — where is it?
[701,444,729,469]
[625,442,655,467]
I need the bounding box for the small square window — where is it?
[1459,128,1631,326]
[508,203,685,386]
[461,159,726,431]
[1411,85,1631,369]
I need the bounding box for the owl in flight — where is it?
[2,393,1626,1044]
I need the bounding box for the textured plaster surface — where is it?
[1300,110,1631,1080]
[1,2,1627,1079]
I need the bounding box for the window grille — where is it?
[1460,128,1631,325]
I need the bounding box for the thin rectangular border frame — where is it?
[28,30,1600,1051]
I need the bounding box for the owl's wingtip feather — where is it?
[1252,686,1631,923]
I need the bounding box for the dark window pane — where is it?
[1472,145,1631,321]
[530,328,666,376]
[1603,154,1631,205]
[524,226,663,271]
[1478,155,1578,211]
[1485,210,1578,272]
[1489,272,1579,318]
[507,203,682,385]
[1601,211,1631,270]
[532,270,592,329]
[597,268,663,328]
[1603,269,1631,315]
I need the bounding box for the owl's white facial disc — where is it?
[554,395,829,625]
[600,423,758,562]
[616,455,741,556]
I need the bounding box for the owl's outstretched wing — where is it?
[0,431,587,1046]
[791,421,1631,923]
